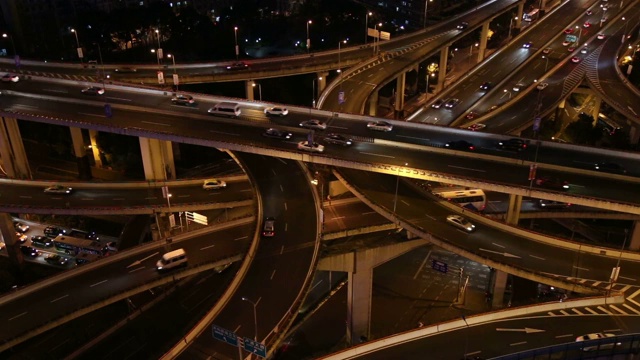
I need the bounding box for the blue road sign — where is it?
[533,117,541,132]
[338,91,345,104]
[212,324,238,346]
[431,260,448,274]
[243,338,267,358]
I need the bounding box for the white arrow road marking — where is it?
[127,252,159,268]
[496,327,545,333]
[479,248,521,258]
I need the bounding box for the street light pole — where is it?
[2,33,16,58]
[167,53,178,91]
[365,11,372,43]
[424,0,433,28]
[542,55,549,72]
[252,82,262,101]
[70,29,83,64]
[393,163,408,214]
[234,26,239,60]
[155,29,162,64]
[373,23,382,55]
[508,16,518,39]
[306,20,312,53]
[241,297,259,341]
[576,25,582,45]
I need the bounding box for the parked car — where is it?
[14,221,29,233]
[44,226,66,238]
[20,245,38,258]
[15,232,27,243]
[31,235,52,248]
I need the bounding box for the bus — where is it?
[523,9,539,21]
[432,188,487,211]
[52,235,106,256]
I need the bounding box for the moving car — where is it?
[479,82,492,90]
[535,176,570,190]
[456,22,469,30]
[44,226,66,238]
[226,61,249,70]
[20,245,38,258]
[543,47,552,54]
[597,34,606,39]
[537,199,571,209]
[44,185,73,194]
[31,235,52,248]
[446,215,476,232]
[465,112,479,120]
[467,123,486,131]
[536,82,548,90]
[171,94,195,106]
[367,121,393,132]
[114,67,137,73]
[262,217,276,237]
[263,128,292,140]
[1,73,19,82]
[264,106,289,116]
[567,46,575,52]
[497,138,527,151]
[444,98,460,108]
[513,82,526,92]
[571,56,580,63]
[299,119,327,130]
[45,254,69,266]
[202,178,227,190]
[583,21,591,28]
[522,41,533,48]
[14,221,29,233]
[156,248,188,271]
[431,99,445,108]
[576,333,620,351]
[81,86,105,95]
[16,232,27,243]
[297,141,325,153]
[562,40,571,46]
[586,9,593,15]
[580,47,588,54]
[594,162,627,174]
[323,133,353,146]
[445,140,475,151]
[564,28,573,34]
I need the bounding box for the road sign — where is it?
[338,91,345,104]
[212,325,238,346]
[157,71,165,85]
[243,338,267,358]
[565,34,577,42]
[533,117,541,132]
[172,73,179,86]
[431,260,448,273]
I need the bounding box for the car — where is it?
[583,21,591,28]
[456,22,469,30]
[202,178,227,190]
[597,33,606,39]
[445,140,475,151]
[467,123,486,131]
[431,99,445,108]
[586,9,593,15]
[31,235,52,248]
[20,245,39,258]
[1,73,19,82]
[580,47,588,54]
[488,105,499,112]
[513,82,526,92]
[263,128,292,140]
[45,254,69,266]
[444,98,460,108]
[479,82,492,90]
[297,141,325,153]
[564,28,573,34]
[264,106,289,116]
[535,176,570,190]
[15,232,27,243]
[14,221,29,233]
[262,217,276,237]
[537,199,571,209]
[522,41,533,48]
[567,46,575,52]
[44,226,66,238]
[536,82,548,90]
[171,94,195,106]
[446,215,476,232]
[85,231,100,241]
[594,162,627,174]
[576,333,620,351]
[226,61,249,70]
[601,16,608,22]
[542,47,552,54]
[497,138,527,151]
[114,67,137,73]
[367,120,393,132]
[105,241,118,252]
[81,86,105,95]
[299,119,327,130]
[323,133,353,146]
[571,56,580,63]
[465,112,479,120]
[44,185,73,194]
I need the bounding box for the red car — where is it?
[583,21,591,28]
[564,28,573,34]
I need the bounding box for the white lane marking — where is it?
[177,194,190,198]
[80,198,94,201]
[603,328,622,332]
[285,223,288,232]
[112,198,125,201]
[310,279,323,292]
[90,280,108,287]
[141,121,171,127]
[363,211,377,215]
[556,334,574,338]
[397,135,429,141]
[329,126,349,129]
[529,254,546,260]
[78,112,105,118]
[280,185,284,192]
[50,294,69,303]
[8,312,27,321]
[277,158,287,165]
[492,243,505,248]
[210,130,239,136]
[360,152,395,159]
[106,97,131,102]
[270,269,276,280]
[425,214,436,220]
[14,104,39,109]
[145,197,156,200]
[284,202,288,211]
[448,165,486,173]
[43,88,67,93]
[573,266,589,271]
[235,236,248,241]
[464,351,482,357]
[280,245,285,254]
[200,244,215,250]
[510,341,527,346]
[19,196,32,199]
[234,325,241,332]
[332,216,345,220]
[401,200,410,206]
[128,267,145,273]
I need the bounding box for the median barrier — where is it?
[0,174,248,189]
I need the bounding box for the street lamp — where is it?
[151,49,159,66]
[338,39,347,78]
[365,11,373,43]
[234,26,239,60]
[167,53,178,91]
[252,81,262,101]
[241,297,259,341]
[2,33,16,58]
[503,89,512,99]
[576,25,582,45]
[424,0,433,28]
[306,20,312,53]
[426,71,435,98]
[374,23,383,55]
[393,163,408,215]
[155,29,163,64]
[542,55,549,72]
[312,76,322,108]
[70,29,83,63]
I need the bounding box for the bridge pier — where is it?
[70,127,92,180]
[477,22,490,63]
[0,213,24,268]
[368,89,379,116]
[89,130,103,168]
[0,116,31,179]
[505,194,522,225]
[489,269,509,308]
[317,72,328,94]
[516,2,524,29]
[436,47,449,93]
[139,137,176,181]
[245,80,255,101]
[394,72,406,119]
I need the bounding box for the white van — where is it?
[207,102,241,118]
[156,248,188,271]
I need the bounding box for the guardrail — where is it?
[0,174,248,189]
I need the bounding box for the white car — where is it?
[446,215,475,232]
[202,179,227,190]
[299,119,327,130]
[576,333,620,351]
[297,141,324,153]
[264,106,289,116]
[1,73,19,82]
[536,82,548,90]
[44,185,73,194]
[367,121,393,132]
[597,33,606,40]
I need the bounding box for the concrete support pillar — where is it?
[394,72,406,119]
[317,72,328,93]
[245,80,255,101]
[540,0,548,11]
[368,89,379,117]
[347,257,374,345]
[69,127,92,180]
[0,213,23,267]
[629,221,640,251]
[516,2,524,29]
[491,269,509,308]
[591,96,602,126]
[89,130,103,168]
[139,137,176,181]
[477,22,490,63]
[0,117,31,179]
[630,125,640,144]
[505,194,523,225]
[436,46,449,92]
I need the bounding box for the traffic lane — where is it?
[0,223,253,341]
[322,201,390,233]
[352,315,639,359]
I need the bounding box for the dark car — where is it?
[479,81,492,91]
[594,162,627,174]
[522,41,533,48]
[44,226,66,238]
[497,138,527,151]
[226,61,249,70]
[535,176,570,190]
[171,94,195,106]
[456,22,469,30]
[45,254,69,266]
[323,133,353,146]
[20,245,38,258]
[444,98,460,109]
[445,140,475,151]
[263,128,292,140]
[262,217,276,237]
[431,99,445,108]
[537,199,571,209]
[31,235,52,248]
